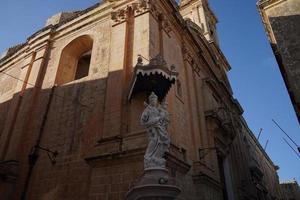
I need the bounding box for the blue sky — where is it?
[209,0,300,182]
[0,0,299,183]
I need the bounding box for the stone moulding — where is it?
[0,160,19,183]
[126,168,181,200]
[97,135,123,145]
[111,0,150,25]
[126,184,181,200]
[84,144,190,172]
[128,55,178,101]
[192,171,223,192]
[165,152,191,175]
[186,19,204,34]
[84,147,146,165]
[205,108,235,138]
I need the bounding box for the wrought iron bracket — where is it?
[29,145,58,165]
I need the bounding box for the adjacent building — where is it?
[281,179,300,200]
[0,0,283,199]
[257,0,300,123]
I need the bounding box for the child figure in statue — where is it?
[158,100,171,152]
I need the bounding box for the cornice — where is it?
[257,0,283,8]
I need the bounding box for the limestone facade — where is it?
[280,180,300,200]
[257,0,300,123]
[0,0,283,199]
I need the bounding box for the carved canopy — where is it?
[128,55,178,101]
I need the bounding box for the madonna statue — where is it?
[140,92,171,169]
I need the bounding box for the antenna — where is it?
[257,128,263,140]
[282,138,300,159]
[272,119,299,153]
[264,139,269,151]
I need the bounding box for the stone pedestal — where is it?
[126,168,181,200]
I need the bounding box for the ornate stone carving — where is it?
[147,1,173,34]
[162,19,172,34]
[110,0,173,34]
[205,106,236,138]
[182,45,202,76]
[192,62,201,75]
[111,0,151,24]
[140,92,170,169]
[182,44,194,64]
[148,1,161,19]
[134,0,150,15]
[111,8,127,23]
[128,55,178,101]
[149,54,167,66]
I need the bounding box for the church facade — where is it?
[0,0,283,199]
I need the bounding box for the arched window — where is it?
[55,35,93,85]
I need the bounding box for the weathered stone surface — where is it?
[258,0,300,123]
[45,12,78,26]
[280,179,300,200]
[126,168,181,200]
[0,0,283,200]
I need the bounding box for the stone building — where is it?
[0,0,283,199]
[280,179,300,200]
[257,0,300,123]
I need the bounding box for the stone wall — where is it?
[0,0,283,200]
[258,0,300,123]
[281,180,300,200]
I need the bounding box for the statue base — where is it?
[126,168,181,200]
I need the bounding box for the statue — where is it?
[127,93,181,200]
[140,92,171,169]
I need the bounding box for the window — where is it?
[55,35,93,85]
[75,50,91,80]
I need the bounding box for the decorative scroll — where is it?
[111,0,173,33]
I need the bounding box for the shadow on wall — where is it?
[0,68,146,200]
[269,14,300,122]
